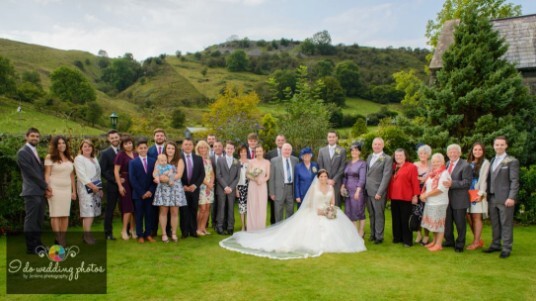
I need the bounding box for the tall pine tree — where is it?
[423,8,536,164]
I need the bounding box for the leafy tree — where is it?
[311,59,335,78]
[319,76,345,107]
[312,30,336,55]
[369,84,403,104]
[0,56,17,96]
[426,0,521,47]
[423,8,536,164]
[85,102,103,126]
[50,66,96,104]
[258,113,278,150]
[351,118,368,138]
[21,71,42,87]
[171,108,186,129]
[226,50,249,72]
[299,38,315,55]
[17,82,44,102]
[203,83,261,142]
[267,69,297,101]
[335,60,362,97]
[101,54,142,92]
[393,69,425,118]
[278,66,331,151]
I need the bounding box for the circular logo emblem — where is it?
[48,245,66,262]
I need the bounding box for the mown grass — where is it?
[0,97,103,136]
[1,207,534,300]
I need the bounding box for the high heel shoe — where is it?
[130,231,137,239]
[171,235,178,243]
[428,245,442,252]
[121,231,129,240]
[425,242,435,248]
[196,230,206,237]
[162,235,169,243]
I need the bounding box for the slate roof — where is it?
[430,14,536,71]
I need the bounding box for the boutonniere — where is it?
[335,148,341,156]
[312,166,318,173]
[501,157,513,166]
[233,159,239,165]
[378,155,385,162]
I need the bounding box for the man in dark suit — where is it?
[210,140,224,229]
[365,137,392,244]
[207,134,216,157]
[265,134,286,160]
[317,131,346,206]
[180,138,206,238]
[215,141,240,235]
[129,139,157,243]
[147,128,167,236]
[443,144,472,253]
[16,127,51,254]
[246,132,258,159]
[99,129,121,241]
[269,143,299,222]
[484,136,519,258]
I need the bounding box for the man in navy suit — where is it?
[16,127,51,254]
[180,138,205,238]
[147,128,167,236]
[129,139,157,243]
[99,129,121,240]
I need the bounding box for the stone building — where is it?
[430,14,536,94]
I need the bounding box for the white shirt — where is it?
[25,143,40,161]
[238,161,248,186]
[492,153,507,171]
[226,155,233,169]
[369,151,383,167]
[329,145,337,159]
[282,156,293,184]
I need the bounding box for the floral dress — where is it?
[199,158,215,205]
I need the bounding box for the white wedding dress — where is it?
[220,179,366,259]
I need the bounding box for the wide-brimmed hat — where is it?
[299,147,314,158]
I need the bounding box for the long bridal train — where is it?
[220,178,366,260]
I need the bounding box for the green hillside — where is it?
[0,37,427,137]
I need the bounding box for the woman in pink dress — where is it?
[246,145,270,231]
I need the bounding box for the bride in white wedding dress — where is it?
[220,169,366,259]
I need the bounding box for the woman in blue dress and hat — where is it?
[294,147,319,209]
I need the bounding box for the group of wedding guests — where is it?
[17,127,519,259]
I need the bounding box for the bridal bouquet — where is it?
[318,205,337,219]
[247,167,263,178]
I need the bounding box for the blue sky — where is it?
[1,0,535,60]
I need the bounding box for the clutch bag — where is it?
[468,189,480,202]
[86,179,103,194]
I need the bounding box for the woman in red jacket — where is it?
[388,148,421,247]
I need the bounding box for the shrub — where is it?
[517,165,536,224]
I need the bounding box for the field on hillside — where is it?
[0,98,103,136]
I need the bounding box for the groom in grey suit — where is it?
[269,143,299,222]
[16,128,51,254]
[317,131,346,206]
[215,141,240,235]
[365,137,392,244]
[484,136,519,258]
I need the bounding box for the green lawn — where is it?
[0,98,103,136]
[1,207,534,300]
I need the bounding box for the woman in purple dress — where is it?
[341,142,367,237]
[114,135,138,240]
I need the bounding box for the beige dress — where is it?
[246,159,270,231]
[45,159,74,217]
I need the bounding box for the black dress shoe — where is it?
[216,228,224,235]
[403,244,411,248]
[483,247,501,253]
[227,229,234,235]
[191,233,199,238]
[368,236,376,242]
[499,251,510,258]
[442,242,454,248]
[106,235,116,241]
[181,234,189,239]
[374,239,383,244]
[454,247,463,253]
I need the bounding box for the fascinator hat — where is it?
[299,147,314,159]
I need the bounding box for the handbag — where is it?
[468,189,481,203]
[408,201,424,231]
[85,179,103,194]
